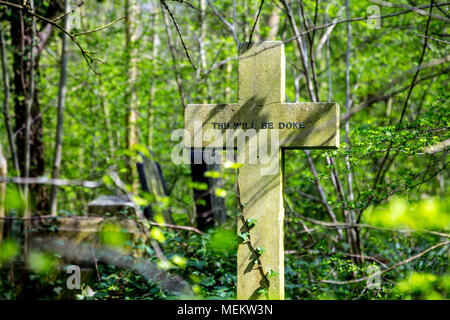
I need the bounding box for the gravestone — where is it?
[88,195,137,217]
[184,41,339,299]
[190,150,227,230]
[137,152,170,221]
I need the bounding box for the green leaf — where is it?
[267,269,279,279]
[255,247,266,256]
[237,232,249,242]
[246,218,257,228]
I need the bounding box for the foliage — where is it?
[0,0,448,300]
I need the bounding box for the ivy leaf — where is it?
[246,218,257,228]
[267,269,278,279]
[255,246,266,256]
[256,287,268,295]
[201,276,216,287]
[237,232,249,242]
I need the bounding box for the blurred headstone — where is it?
[88,195,137,217]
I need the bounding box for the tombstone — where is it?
[190,149,227,230]
[184,41,339,299]
[136,152,173,224]
[87,195,137,217]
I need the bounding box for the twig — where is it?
[399,0,435,123]
[0,0,126,75]
[0,176,102,188]
[417,34,450,44]
[304,150,344,240]
[91,246,101,282]
[0,215,204,235]
[52,1,84,23]
[188,2,450,94]
[369,0,449,23]
[0,0,98,74]
[160,0,197,70]
[321,240,450,284]
[292,212,450,239]
[248,0,264,46]
[206,0,239,47]
[369,0,436,209]
[73,16,126,37]
[148,221,204,235]
[285,249,389,268]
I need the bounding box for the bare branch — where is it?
[399,0,435,123]
[0,176,102,188]
[292,212,450,239]
[206,0,239,46]
[417,33,450,44]
[370,0,450,23]
[248,0,264,45]
[424,138,450,154]
[161,0,197,70]
[73,16,126,37]
[321,241,450,284]
[51,1,84,23]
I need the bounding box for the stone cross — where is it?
[184,41,339,299]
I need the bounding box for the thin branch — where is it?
[0,0,126,75]
[286,249,389,268]
[188,2,450,94]
[417,33,450,44]
[399,0,435,123]
[167,0,195,9]
[206,0,239,46]
[281,0,316,101]
[248,0,264,45]
[160,0,197,70]
[369,0,450,23]
[321,240,450,284]
[73,16,126,37]
[0,214,204,235]
[292,212,450,239]
[304,150,344,240]
[370,0,436,202]
[0,176,102,188]
[342,66,450,123]
[52,1,84,23]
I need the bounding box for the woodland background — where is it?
[0,0,448,300]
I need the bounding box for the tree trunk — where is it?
[266,4,280,40]
[125,0,140,192]
[148,5,160,149]
[9,4,61,214]
[344,0,363,265]
[50,0,70,216]
[0,26,20,175]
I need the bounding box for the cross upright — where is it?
[184,41,339,300]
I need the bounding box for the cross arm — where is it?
[184,102,339,149]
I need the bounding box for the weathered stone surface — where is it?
[184,102,339,149]
[237,150,284,300]
[88,195,137,217]
[184,41,339,300]
[30,216,144,257]
[238,41,285,104]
